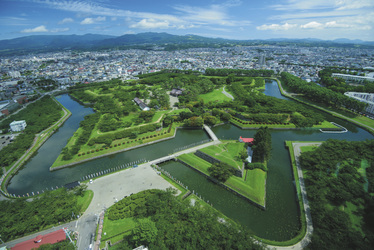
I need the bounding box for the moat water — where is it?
[7,81,373,241]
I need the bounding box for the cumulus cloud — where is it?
[257,23,297,31]
[81,16,106,25]
[58,17,74,24]
[130,19,171,29]
[21,25,48,33]
[300,21,324,29]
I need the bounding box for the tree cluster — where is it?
[299,139,374,249]
[319,69,374,94]
[281,72,367,112]
[0,96,63,168]
[88,123,160,146]
[208,162,235,182]
[252,127,271,163]
[108,189,262,249]
[61,113,100,160]
[0,188,83,242]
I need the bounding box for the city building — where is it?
[332,73,374,83]
[344,92,374,115]
[10,120,27,132]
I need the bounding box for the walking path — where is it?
[222,86,234,100]
[0,103,70,197]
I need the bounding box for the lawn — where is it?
[177,152,267,207]
[198,87,232,103]
[199,140,245,169]
[76,190,94,213]
[226,168,266,206]
[100,217,137,248]
[177,153,211,174]
[300,145,318,152]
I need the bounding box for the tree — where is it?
[131,218,158,246]
[208,162,235,182]
[252,127,271,162]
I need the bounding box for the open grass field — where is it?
[177,153,211,174]
[227,169,266,206]
[177,152,266,207]
[199,140,245,169]
[77,190,94,213]
[198,87,232,103]
[100,217,136,248]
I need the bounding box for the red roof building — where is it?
[12,229,67,250]
[239,136,254,144]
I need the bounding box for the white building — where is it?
[344,92,374,115]
[10,120,27,132]
[332,73,374,83]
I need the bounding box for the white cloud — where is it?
[300,21,324,29]
[325,21,350,28]
[81,16,106,25]
[21,25,48,33]
[257,23,297,31]
[58,17,74,24]
[130,19,171,29]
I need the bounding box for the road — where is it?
[0,221,76,249]
[222,86,234,100]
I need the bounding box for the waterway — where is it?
[6,81,374,241]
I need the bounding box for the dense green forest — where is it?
[281,72,367,112]
[107,189,262,249]
[252,127,271,163]
[0,187,87,242]
[0,95,63,170]
[318,69,374,94]
[299,139,374,249]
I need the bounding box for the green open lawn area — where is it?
[199,140,244,169]
[227,168,266,206]
[353,115,374,130]
[177,152,266,207]
[77,190,94,213]
[300,145,319,152]
[198,87,232,103]
[100,217,137,248]
[177,153,211,174]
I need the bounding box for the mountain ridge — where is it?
[0,32,373,56]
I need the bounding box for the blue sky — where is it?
[0,0,373,41]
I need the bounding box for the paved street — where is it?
[0,221,76,249]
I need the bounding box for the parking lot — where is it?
[0,134,19,151]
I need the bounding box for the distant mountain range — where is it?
[0,32,373,56]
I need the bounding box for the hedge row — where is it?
[108,189,161,220]
[88,123,161,146]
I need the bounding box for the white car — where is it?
[89,179,93,184]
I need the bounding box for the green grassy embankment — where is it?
[177,146,266,207]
